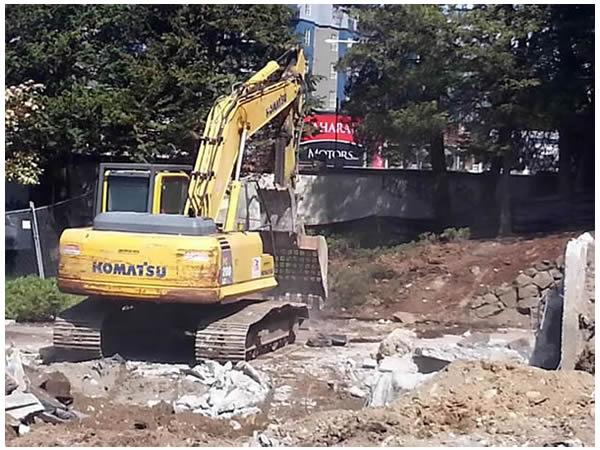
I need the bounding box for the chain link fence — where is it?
[5,191,95,279]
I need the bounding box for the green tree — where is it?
[339,5,464,227]
[528,5,594,194]
[5,5,297,196]
[459,5,544,235]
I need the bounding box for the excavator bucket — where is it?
[260,230,328,308]
[238,179,328,308]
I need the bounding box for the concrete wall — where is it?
[245,169,593,240]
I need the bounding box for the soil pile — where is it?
[265,360,595,447]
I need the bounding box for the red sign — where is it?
[303,114,357,144]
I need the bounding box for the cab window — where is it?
[106,175,149,212]
[160,176,188,214]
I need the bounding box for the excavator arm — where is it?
[184,47,306,227]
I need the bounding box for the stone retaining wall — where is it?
[470,257,564,319]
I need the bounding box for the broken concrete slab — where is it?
[413,343,524,373]
[378,355,417,373]
[5,392,44,421]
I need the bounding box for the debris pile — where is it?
[531,232,595,374]
[173,360,270,419]
[254,360,595,447]
[470,258,564,318]
[365,327,529,408]
[5,345,79,437]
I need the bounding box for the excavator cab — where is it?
[97,163,191,215]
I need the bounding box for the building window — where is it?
[304,29,311,46]
[329,91,337,110]
[304,4,311,16]
[330,63,337,80]
[330,34,338,52]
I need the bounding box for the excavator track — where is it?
[53,297,308,363]
[195,300,308,361]
[53,297,118,361]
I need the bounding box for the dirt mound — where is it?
[266,360,595,446]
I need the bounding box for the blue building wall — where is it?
[292,4,358,113]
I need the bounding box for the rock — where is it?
[230,420,242,430]
[494,283,512,297]
[497,287,518,309]
[251,431,278,447]
[470,296,487,309]
[474,301,503,318]
[392,311,417,324]
[524,267,537,277]
[18,424,31,435]
[133,421,148,430]
[306,335,332,347]
[376,329,415,360]
[329,334,348,347]
[470,266,481,276]
[533,272,553,290]
[348,386,366,398]
[236,361,269,388]
[517,295,540,311]
[535,260,553,271]
[515,273,534,288]
[517,284,539,300]
[555,254,565,269]
[40,371,72,405]
[550,268,563,280]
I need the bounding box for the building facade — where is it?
[293,4,358,112]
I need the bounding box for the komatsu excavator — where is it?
[54,47,327,363]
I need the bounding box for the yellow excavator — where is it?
[54,47,327,362]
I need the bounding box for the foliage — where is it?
[5,81,46,185]
[5,276,82,322]
[5,5,299,175]
[419,227,471,243]
[440,227,471,242]
[339,5,463,166]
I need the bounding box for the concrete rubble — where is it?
[365,328,531,408]
[173,360,270,419]
[5,345,80,436]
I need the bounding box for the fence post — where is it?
[29,201,45,279]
